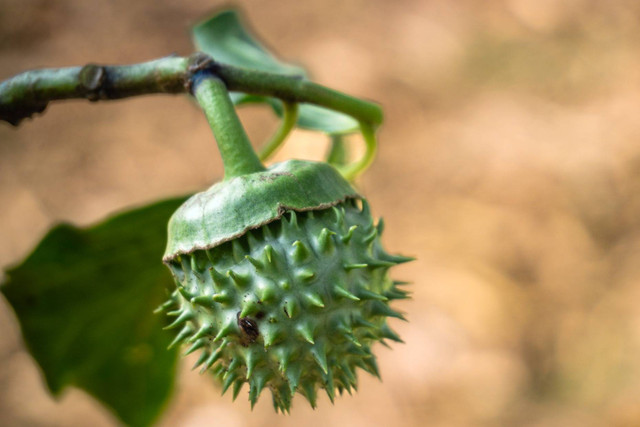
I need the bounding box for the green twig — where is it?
[259,101,299,161]
[0,53,382,129]
[0,56,189,126]
[211,61,383,127]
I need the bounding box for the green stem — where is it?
[213,62,382,126]
[259,101,298,161]
[193,77,265,179]
[326,134,349,167]
[339,122,378,181]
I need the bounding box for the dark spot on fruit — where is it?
[283,306,289,317]
[236,311,259,346]
[256,311,266,319]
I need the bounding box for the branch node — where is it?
[79,64,106,101]
[186,53,217,94]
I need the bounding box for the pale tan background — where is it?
[2,0,640,426]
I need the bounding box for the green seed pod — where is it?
[160,159,411,412]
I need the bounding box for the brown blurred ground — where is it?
[2,0,640,426]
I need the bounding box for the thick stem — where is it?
[193,76,265,179]
[0,56,189,125]
[0,54,382,129]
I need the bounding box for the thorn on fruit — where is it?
[296,268,315,282]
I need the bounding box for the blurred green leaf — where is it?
[192,9,359,135]
[1,197,187,427]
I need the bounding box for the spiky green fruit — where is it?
[160,160,411,412]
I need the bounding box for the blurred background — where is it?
[2,0,640,426]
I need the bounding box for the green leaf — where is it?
[192,9,359,135]
[1,196,187,427]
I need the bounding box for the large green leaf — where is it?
[1,197,187,427]
[192,9,359,135]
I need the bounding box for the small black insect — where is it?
[236,311,260,346]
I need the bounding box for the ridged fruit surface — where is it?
[159,161,410,412]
